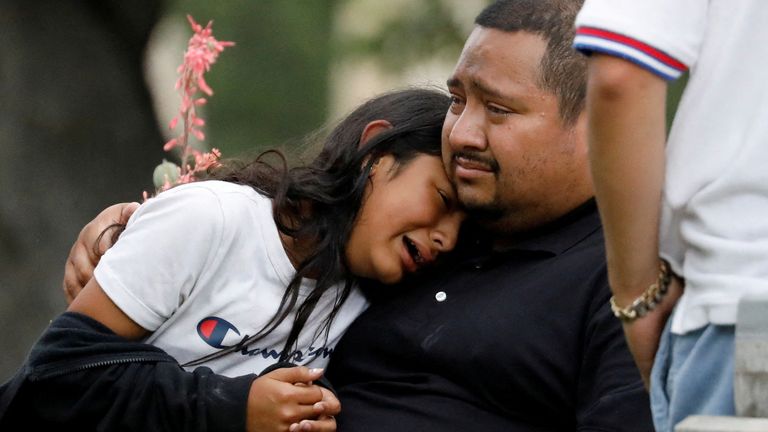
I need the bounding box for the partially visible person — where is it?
[575,1,768,430]
[326,1,653,431]
[0,88,464,432]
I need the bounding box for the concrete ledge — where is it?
[675,415,768,432]
[736,295,768,417]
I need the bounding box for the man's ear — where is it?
[359,119,393,147]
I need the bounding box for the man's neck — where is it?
[489,197,597,251]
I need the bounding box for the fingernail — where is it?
[309,368,324,375]
[289,424,298,432]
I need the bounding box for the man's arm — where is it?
[585,54,680,386]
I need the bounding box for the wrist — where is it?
[610,259,671,322]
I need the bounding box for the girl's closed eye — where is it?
[438,189,454,210]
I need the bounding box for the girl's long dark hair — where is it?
[182,88,451,365]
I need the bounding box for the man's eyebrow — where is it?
[446,77,510,101]
[472,79,508,100]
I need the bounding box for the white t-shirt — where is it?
[94,181,368,376]
[575,1,768,333]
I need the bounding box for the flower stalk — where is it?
[151,15,234,195]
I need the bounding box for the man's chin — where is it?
[457,192,504,221]
[465,205,504,222]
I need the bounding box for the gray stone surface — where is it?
[675,415,768,432]
[735,295,768,417]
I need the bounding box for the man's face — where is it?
[443,27,592,233]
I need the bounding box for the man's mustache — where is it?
[451,151,500,173]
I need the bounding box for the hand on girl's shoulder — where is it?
[63,201,139,304]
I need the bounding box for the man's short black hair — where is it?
[475,0,585,125]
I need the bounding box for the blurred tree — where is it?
[0,0,165,380]
[336,0,472,73]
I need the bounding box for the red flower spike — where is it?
[163,138,178,151]
[146,15,231,200]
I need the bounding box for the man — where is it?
[326,1,650,430]
[57,1,652,430]
[575,0,768,430]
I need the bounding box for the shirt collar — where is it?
[457,198,601,260]
[494,198,601,256]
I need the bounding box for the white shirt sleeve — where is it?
[574,0,709,80]
[94,184,225,331]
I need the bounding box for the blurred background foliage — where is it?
[165,0,337,156]
[667,72,688,131]
[336,0,468,74]
[156,0,479,157]
[0,0,683,381]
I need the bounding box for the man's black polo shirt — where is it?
[327,201,652,431]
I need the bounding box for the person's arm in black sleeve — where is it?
[575,269,654,432]
[1,311,339,432]
[0,312,255,431]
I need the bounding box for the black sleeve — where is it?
[575,277,654,432]
[0,312,256,431]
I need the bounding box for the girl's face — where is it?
[345,154,465,284]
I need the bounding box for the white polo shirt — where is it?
[575,0,768,334]
[94,181,368,376]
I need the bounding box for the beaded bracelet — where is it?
[609,259,671,322]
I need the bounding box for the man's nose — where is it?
[448,107,487,152]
